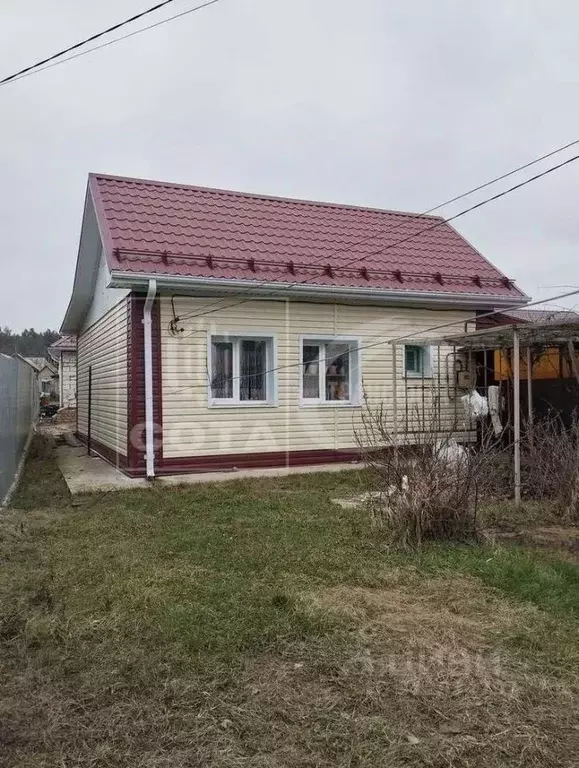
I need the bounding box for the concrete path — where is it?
[56,445,147,493]
[55,443,362,495]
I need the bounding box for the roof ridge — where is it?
[89,172,443,222]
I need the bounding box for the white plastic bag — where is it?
[434,438,467,465]
[461,390,489,420]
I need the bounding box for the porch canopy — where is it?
[441,319,579,350]
[441,319,579,505]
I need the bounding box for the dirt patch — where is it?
[489,525,579,561]
[54,407,76,424]
[35,421,74,444]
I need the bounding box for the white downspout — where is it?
[143,279,157,479]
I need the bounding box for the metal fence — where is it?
[0,355,38,505]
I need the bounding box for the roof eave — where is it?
[48,343,76,353]
[109,270,529,310]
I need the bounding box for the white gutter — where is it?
[143,279,157,479]
[109,270,528,310]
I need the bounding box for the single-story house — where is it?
[61,173,527,478]
[17,356,58,399]
[48,335,77,408]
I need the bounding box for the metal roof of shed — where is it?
[442,320,579,349]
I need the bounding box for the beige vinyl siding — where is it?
[161,297,473,459]
[77,298,128,456]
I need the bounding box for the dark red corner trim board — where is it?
[78,291,362,477]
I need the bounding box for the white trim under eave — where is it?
[108,271,529,310]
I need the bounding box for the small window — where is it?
[209,335,275,405]
[301,338,360,404]
[404,345,431,377]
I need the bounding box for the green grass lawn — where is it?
[1,440,579,767]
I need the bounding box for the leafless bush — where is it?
[356,400,506,547]
[521,413,579,520]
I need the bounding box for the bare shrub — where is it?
[521,413,579,520]
[356,400,506,547]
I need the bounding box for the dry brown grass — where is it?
[303,575,579,767]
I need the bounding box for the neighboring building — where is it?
[477,308,579,380]
[48,335,77,408]
[17,356,58,399]
[60,173,527,477]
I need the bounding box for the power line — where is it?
[1,0,223,87]
[176,138,578,323]
[348,152,579,266]
[173,147,579,325]
[1,0,180,85]
[164,287,579,396]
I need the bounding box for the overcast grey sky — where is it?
[1,0,578,332]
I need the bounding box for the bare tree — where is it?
[521,412,579,520]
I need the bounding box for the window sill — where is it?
[209,401,278,408]
[300,400,361,408]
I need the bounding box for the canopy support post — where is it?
[527,347,533,445]
[514,329,521,506]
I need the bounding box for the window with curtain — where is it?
[239,339,266,401]
[301,338,359,404]
[210,335,273,404]
[404,344,431,377]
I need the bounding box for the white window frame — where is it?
[403,344,433,378]
[299,335,361,407]
[207,331,278,407]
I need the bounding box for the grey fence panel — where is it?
[0,356,38,504]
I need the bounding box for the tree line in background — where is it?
[0,328,60,357]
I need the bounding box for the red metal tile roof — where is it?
[89,173,525,299]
